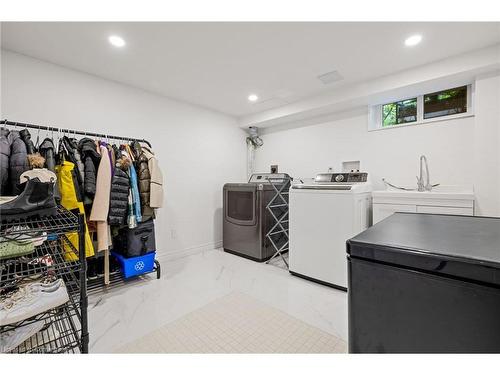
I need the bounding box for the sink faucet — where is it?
[417,155,432,192]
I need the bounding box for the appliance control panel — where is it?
[315,172,368,183]
[249,173,289,183]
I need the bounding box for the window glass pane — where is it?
[382,98,417,127]
[424,86,467,119]
[227,191,254,221]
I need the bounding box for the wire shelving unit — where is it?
[0,206,88,354]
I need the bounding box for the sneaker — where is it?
[1,224,48,247]
[0,320,44,353]
[0,279,69,326]
[0,240,35,261]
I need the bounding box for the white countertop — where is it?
[373,185,474,200]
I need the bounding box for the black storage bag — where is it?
[113,219,156,258]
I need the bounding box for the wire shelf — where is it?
[0,206,79,238]
[6,305,82,354]
[1,237,80,292]
[0,207,87,353]
[87,259,161,294]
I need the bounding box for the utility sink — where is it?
[372,186,475,224]
[374,186,475,201]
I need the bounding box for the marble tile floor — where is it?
[116,292,346,353]
[88,249,348,353]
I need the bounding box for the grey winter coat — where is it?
[8,131,29,195]
[0,128,10,195]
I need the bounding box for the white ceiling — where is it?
[2,22,500,117]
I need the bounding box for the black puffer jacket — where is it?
[39,138,56,172]
[78,138,101,205]
[0,128,10,195]
[19,129,36,155]
[108,165,130,226]
[62,136,85,189]
[8,131,29,195]
[131,141,154,221]
[39,137,61,203]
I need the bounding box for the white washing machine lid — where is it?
[291,182,373,194]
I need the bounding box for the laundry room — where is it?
[1,1,500,371]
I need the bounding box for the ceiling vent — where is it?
[317,70,343,85]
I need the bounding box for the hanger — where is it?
[34,125,41,150]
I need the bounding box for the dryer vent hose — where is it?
[246,126,263,180]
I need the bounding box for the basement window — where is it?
[423,86,468,119]
[369,84,473,131]
[382,98,417,127]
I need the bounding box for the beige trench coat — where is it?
[142,147,163,208]
[89,144,112,251]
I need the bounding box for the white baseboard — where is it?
[155,240,223,263]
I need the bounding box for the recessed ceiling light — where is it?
[108,35,126,48]
[248,94,259,102]
[404,34,422,47]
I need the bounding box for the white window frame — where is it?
[368,84,474,131]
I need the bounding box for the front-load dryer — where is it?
[223,173,290,262]
[289,172,372,290]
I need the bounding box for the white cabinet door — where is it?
[416,205,473,216]
[373,203,417,224]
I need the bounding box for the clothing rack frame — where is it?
[1,118,161,293]
[0,119,152,147]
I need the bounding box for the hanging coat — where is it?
[108,164,130,226]
[62,136,85,190]
[8,131,29,195]
[89,144,112,251]
[39,138,61,203]
[0,128,10,195]
[128,161,142,224]
[19,129,36,155]
[78,137,101,205]
[142,147,164,209]
[56,160,95,260]
[131,142,153,221]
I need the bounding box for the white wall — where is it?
[474,73,500,216]
[1,50,247,260]
[255,73,500,217]
[256,113,474,189]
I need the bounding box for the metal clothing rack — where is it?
[1,119,161,291]
[265,175,292,268]
[0,119,152,147]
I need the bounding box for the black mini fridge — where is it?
[347,213,500,353]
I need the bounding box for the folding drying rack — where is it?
[265,175,292,268]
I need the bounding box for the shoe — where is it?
[0,320,44,352]
[0,255,53,283]
[20,168,57,185]
[0,278,69,326]
[1,224,48,246]
[0,178,57,222]
[0,240,35,261]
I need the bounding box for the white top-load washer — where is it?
[289,172,372,290]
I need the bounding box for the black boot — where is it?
[0,178,57,222]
